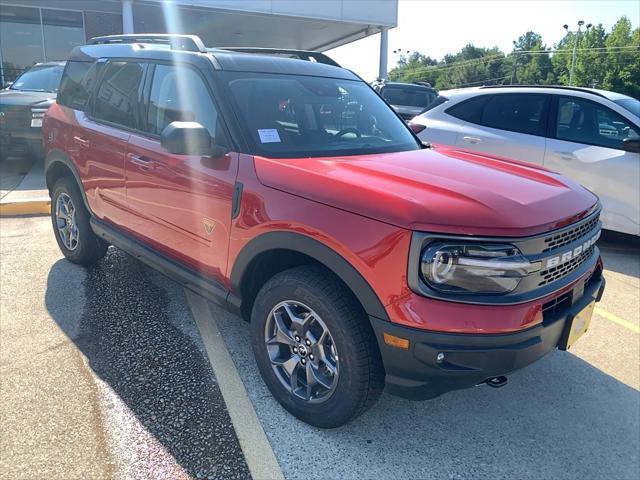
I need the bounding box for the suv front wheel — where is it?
[251,265,384,428]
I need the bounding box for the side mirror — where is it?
[160,121,227,156]
[622,137,640,153]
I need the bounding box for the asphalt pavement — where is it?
[0,216,249,479]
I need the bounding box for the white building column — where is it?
[378,26,389,80]
[122,0,134,34]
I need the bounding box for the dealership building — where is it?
[0,0,397,84]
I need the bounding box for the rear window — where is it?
[446,96,489,123]
[92,61,144,129]
[223,72,420,158]
[480,94,549,136]
[57,61,98,110]
[421,95,448,113]
[381,86,436,108]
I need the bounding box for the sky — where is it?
[327,0,640,81]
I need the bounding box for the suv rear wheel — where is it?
[251,265,384,428]
[51,177,107,265]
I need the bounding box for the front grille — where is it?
[542,214,600,253]
[541,268,599,322]
[0,105,31,131]
[538,245,596,286]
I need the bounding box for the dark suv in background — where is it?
[373,80,437,121]
[0,62,65,161]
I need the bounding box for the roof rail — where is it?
[478,84,607,99]
[217,47,340,67]
[89,34,206,53]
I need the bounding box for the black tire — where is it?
[50,176,107,265]
[251,265,384,428]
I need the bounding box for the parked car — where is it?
[0,62,65,160]
[372,80,437,121]
[409,86,640,236]
[44,35,605,428]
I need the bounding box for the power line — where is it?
[392,45,639,75]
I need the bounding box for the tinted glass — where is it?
[421,95,448,113]
[42,9,85,62]
[0,6,43,82]
[613,97,640,117]
[57,61,97,110]
[381,86,436,108]
[146,64,217,137]
[446,96,489,123]
[93,61,143,129]
[10,64,64,92]
[224,72,419,158]
[480,94,548,135]
[556,96,639,149]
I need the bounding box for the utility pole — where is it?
[564,21,592,86]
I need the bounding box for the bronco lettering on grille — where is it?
[544,230,600,269]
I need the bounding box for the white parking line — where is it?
[185,290,284,480]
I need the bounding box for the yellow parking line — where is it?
[595,307,640,334]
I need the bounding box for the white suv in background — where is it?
[409,86,640,236]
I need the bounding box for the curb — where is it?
[0,199,50,217]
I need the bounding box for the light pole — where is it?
[563,21,592,86]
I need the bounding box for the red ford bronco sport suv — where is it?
[44,35,605,428]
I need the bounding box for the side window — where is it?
[556,96,639,149]
[93,61,144,129]
[146,64,218,138]
[480,94,548,136]
[445,96,489,124]
[57,61,98,110]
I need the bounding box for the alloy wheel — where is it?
[264,300,339,403]
[55,192,79,251]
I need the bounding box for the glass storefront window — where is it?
[0,5,44,82]
[0,6,86,83]
[42,9,85,63]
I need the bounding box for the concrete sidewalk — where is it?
[0,158,49,216]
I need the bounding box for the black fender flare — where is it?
[45,149,92,214]
[229,231,390,321]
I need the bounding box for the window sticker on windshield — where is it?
[258,129,281,143]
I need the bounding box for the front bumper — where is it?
[0,129,43,159]
[371,270,605,400]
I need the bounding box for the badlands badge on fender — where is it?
[203,218,215,236]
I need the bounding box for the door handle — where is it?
[554,151,577,161]
[127,153,155,169]
[463,136,482,144]
[73,136,90,148]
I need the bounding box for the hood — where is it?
[0,90,56,107]
[392,104,424,120]
[253,146,598,237]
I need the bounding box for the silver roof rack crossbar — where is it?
[89,34,206,53]
[217,47,340,67]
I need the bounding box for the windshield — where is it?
[224,72,420,158]
[382,86,436,108]
[613,97,640,117]
[10,64,64,93]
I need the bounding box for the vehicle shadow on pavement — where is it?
[45,250,250,479]
[212,302,640,480]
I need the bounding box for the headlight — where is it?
[420,243,540,294]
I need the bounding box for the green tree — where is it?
[510,31,554,85]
